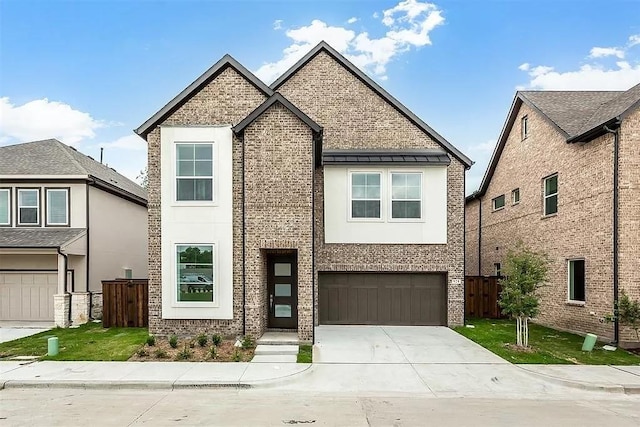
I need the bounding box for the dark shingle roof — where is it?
[0,139,147,201]
[0,228,86,248]
[323,149,450,165]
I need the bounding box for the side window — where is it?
[568,259,585,302]
[521,115,528,140]
[0,188,10,226]
[46,188,69,226]
[350,172,381,219]
[492,195,505,211]
[511,188,520,205]
[544,174,558,216]
[177,245,214,303]
[390,173,422,219]
[176,143,213,201]
[494,263,501,277]
[17,188,40,226]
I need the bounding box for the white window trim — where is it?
[511,188,520,205]
[173,141,216,206]
[543,174,558,216]
[46,188,69,226]
[173,242,219,308]
[492,194,505,211]
[17,188,40,226]
[388,171,424,223]
[0,188,10,226]
[567,258,586,305]
[521,115,528,140]
[348,170,384,222]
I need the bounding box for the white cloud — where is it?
[273,20,283,30]
[519,35,640,90]
[347,17,358,24]
[0,97,104,145]
[469,139,496,153]
[100,134,146,151]
[254,0,444,83]
[589,47,625,59]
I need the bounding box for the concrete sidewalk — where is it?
[518,364,640,394]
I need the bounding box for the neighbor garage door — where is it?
[319,272,447,325]
[0,272,57,321]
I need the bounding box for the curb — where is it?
[516,365,640,394]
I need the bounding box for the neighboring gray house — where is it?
[0,139,148,326]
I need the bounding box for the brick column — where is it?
[54,294,71,328]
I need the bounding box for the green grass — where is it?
[0,322,148,361]
[297,344,312,363]
[455,318,640,365]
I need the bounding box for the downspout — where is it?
[311,132,318,345]
[85,182,91,318]
[603,122,621,344]
[241,132,247,337]
[478,197,482,276]
[462,170,466,326]
[57,247,70,324]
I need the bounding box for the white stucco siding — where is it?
[324,165,448,244]
[88,186,148,292]
[160,126,233,320]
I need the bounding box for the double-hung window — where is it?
[568,259,585,303]
[0,188,10,226]
[391,172,422,219]
[17,188,40,226]
[176,143,213,201]
[176,244,214,303]
[351,172,381,219]
[544,174,558,216]
[46,188,69,226]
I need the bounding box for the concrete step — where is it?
[250,354,298,363]
[257,332,299,346]
[254,344,298,356]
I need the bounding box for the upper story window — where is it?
[46,188,69,226]
[511,188,520,205]
[176,143,213,201]
[0,188,10,226]
[17,188,40,226]
[544,174,558,216]
[568,259,585,303]
[494,262,501,277]
[391,172,422,219]
[350,172,381,219]
[521,115,529,140]
[492,194,505,211]
[177,244,214,303]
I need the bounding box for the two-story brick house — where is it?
[466,83,640,345]
[0,139,148,326]
[136,42,472,342]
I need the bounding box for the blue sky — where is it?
[1,0,639,194]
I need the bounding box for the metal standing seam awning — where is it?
[322,149,451,166]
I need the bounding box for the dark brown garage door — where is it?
[318,273,447,326]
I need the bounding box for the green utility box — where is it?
[582,333,597,352]
[48,337,59,356]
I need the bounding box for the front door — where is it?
[267,254,297,329]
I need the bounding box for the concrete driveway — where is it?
[314,325,507,364]
[0,322,52,344]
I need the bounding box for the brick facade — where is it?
[466,100,640,343]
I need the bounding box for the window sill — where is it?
[492,207,505,212]
[512,201,520,206]
[541,213,557,219]
[566,301,585,307]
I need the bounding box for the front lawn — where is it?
[0,322,148,361]
[297,344,312,363]
[455,318,640,365]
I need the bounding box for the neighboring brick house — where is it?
[0,139,148,326]
[466,83,640,345]
[135,42,472,342]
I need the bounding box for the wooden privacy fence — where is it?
[465,276,505,319]
[102,279,148,327]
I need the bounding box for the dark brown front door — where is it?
[267,254,297,329]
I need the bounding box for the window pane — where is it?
[352,185,365,199]
[275,284,291,297]
[392,201,421,219]
[20,207,37,224]
[493,195,505,209]
[569,260,585,301]
[19,190,38,207]
[545,194,557,215]
[406,174,421,186]
[177,179,195,201]
[0,190,8,224]
[365,185,380,199]
[352,200,380,218]
[194,144,212,160]
[406,186,421,199]
[391,173,405,186]
[194,178,212,200]
[274,263,291,276]
[366,173,380,186]
[352,174,366,185]
[194,160,212,177]
[48,190,67,224]
[177,160,194,177]
[392,186,406,199]
[545,175,557,195]
[176,144,194,161]
[275,304,292,318]
[177,245,214,302]
[392,173,421,201]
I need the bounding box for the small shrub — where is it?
[154,348,168,359]
[197,333,208,347]
[136,347,148,357]
[146,335,156,346]
[241,335,255,349]
[232,348,242,362]
[169,335,178,349]
[189,340,196,349]
[175,344,192,360]
[212,334,223,346]
[209,345,217,360]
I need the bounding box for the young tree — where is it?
[617,290,640,342]
[498,245,549,348]
[136,167,148,189]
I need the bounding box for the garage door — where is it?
[319,273,447,325]
[0,272,57,321]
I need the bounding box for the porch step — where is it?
[254,344,298,356]
[251,354,298,363]
[257,332,299,346]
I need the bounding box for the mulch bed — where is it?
[128,338,254,362]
